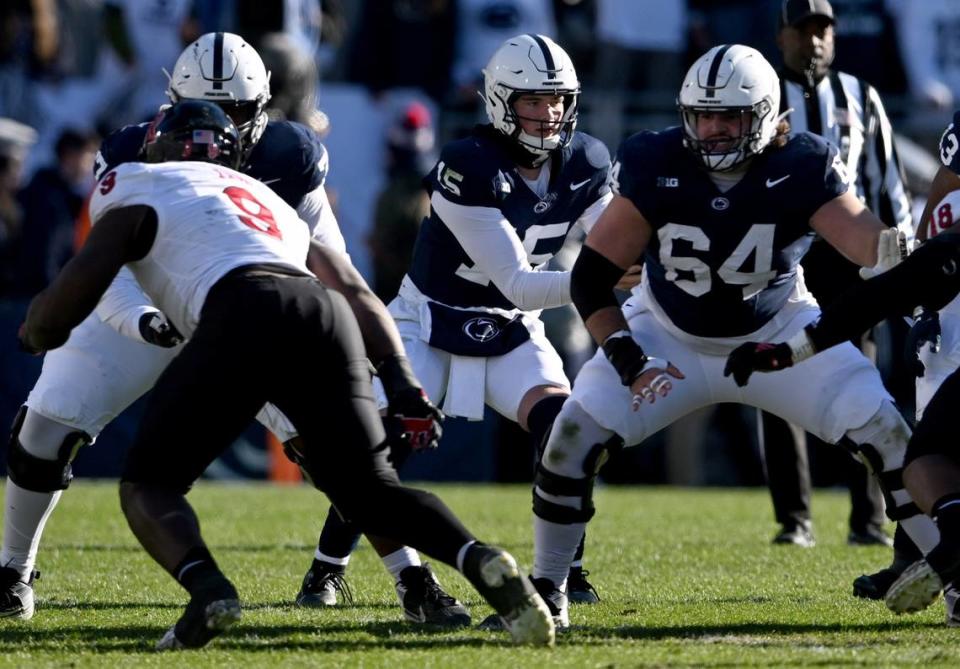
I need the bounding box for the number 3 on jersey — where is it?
[224,186,281,239]
[658,223,776,299]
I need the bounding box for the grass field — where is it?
[0,480,957,667]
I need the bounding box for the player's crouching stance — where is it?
[17,102,554,649]
[528,44,940,626]
[726,182,960,624]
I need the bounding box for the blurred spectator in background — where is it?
[344,0,457,105]
[590,0,687,149]
[829,0,906,100]
[101,0,191,125]
[0,2,46,124]
[367,101,435,301]
[888,0,960,113]
[13,128,98,297]
[688,0,778,60]
[0,118,36,297]
[258,32,327,135]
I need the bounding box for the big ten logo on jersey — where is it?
[658,223,777,299]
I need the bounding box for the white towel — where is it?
[442,355,487,421]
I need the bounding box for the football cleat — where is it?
[156,577,241,650]
[852,558,911,600]
[395,564,470,627]
[847,524,894,547]
[462,544,554,646]
[885,559,943,614]
[566,567,600,604]
[0,567,37,621]
[772,521,815,548]
[296,563,353,607]
[945,585,960,627]
[478,575,569,632]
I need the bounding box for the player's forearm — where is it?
[571,244,630,345]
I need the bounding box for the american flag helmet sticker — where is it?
[193,129,215,143]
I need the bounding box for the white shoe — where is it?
[885,559,943,614]
[0,567,36,621]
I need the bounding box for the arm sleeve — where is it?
[860,84,913,237]
[297,183,348,256]
[431,191,571,310]
[94,267,159,343]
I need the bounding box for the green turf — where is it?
[0,480,956,667]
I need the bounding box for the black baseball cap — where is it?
[780,0,835,28]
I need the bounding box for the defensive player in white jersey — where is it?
[0,32,463,624]
[16,101,555,650]
[304,34,619,616]
[526,44,941,627]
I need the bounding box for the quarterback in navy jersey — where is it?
[0,33,456,625]
[527,44,941,626]
[308,34,614,625]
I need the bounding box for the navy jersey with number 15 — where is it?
[408,126,611,311]
[615,127,848,337]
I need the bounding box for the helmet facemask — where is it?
[679,98,775,172]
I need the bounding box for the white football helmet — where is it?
[678,44,780,171]
[166,32,272,157]
[482,34,580,163]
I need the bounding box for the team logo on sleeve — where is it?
[463,317,501,342]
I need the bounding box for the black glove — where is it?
[378,354,444,451]
[601,333,649,386]
[723,342,794,387]
[138,312,184,348]
[906,309,941,377]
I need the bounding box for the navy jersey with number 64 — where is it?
[408,126,611,310]
[615,127,847,337]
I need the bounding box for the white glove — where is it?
[859,228,908,280]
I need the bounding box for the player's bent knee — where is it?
[533,434,622,524]
[7,406,90,492]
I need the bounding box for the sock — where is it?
[1,480,62,580]
[527,395,567,456]
[172,546,221,595]
[456,540,477,573]
[381,547,421,581]
[933,494,960,537]
[313,550,350,570]
[532,515,585,590]
[316,504,362,560]
[570,533,586,571]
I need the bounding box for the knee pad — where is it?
[533,434,622,525]
[7,407,90,493]
[843,402,918,521]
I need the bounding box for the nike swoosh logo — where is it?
[261,177,282,185]
[765,175,791,188]
[570,179,591,191]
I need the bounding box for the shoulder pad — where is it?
[94,123,149,180]
[576,132,611,170]
[428,136,503,206]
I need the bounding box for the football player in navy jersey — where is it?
[305,33,617,624]
[0,32,458,624]
[526,44,941,627]
[724,112,960,622]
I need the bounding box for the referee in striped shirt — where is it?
[760,0,920,596]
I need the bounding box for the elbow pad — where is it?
[571,245,628,323]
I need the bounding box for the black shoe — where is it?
[0,567,38,621]
[296,563,353,607]
[395,563,470,626]
[848,524,894,547]
[772,521,815,548]
[852,556,913,600]
[479,575,570,631]
[462,544,554,646]
[156,576,241,650]
[566,567,600,604]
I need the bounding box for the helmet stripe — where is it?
[528,34,557,79]
[704,44,733,98]
[212,32,224,90]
